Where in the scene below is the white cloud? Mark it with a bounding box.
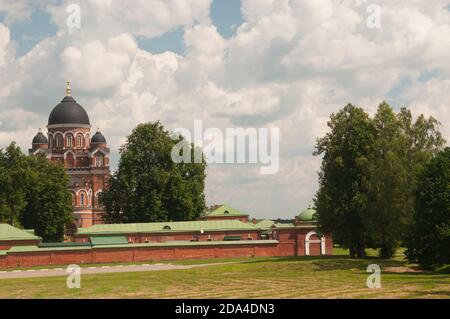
[48,0,211,38]
[0,0,449,218]
[0,0,35,25]
[61,34,137,91]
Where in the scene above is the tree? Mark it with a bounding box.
[102,121,206,223]
[0,142,72,241]
[364,105,446,258]
[364,102,410,258]
[406,148,450,269]
[20,154,73,242]
[315,102,446,259]
[0,143,28,226]
[314,104,376,258]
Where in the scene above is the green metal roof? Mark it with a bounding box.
[8,245,92,253]
[273,223,295,228]
[254,219,275,230]
[39,242,92,248]
[0,224,40,241]
[298,208,317,221]
[89,236,129,246]
[77,220,258,236]
[204,204,249,217]
[4,240,279,254]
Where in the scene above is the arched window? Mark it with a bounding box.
[95,191,103,206]
[85,134,90,148]
[95,154,104,167]
[71,193,76,206]
[77,134,83,148]
[66,135,73,148]
[49,136,53,149]
[80,193,85,207]
[56,135,63,148]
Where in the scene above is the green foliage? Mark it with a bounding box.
[314,104,376,258]
[406,148,450,269]
[0,143,28,226]
[315,102,446,259]
[0,142,72,241]
[20,155,73,242]
[364,102,410,258]
[102,121,206,223]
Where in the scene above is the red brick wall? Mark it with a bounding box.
[51,250,92,265]
[134,247,176,262]
[0,229,333,269]
[276,227,334,256]
[174,247,216,259]
[75,230,260,243]
[1,242,281,269]
[278,243,295,256]
[92,248,134,264]
[0,239,40,250]
[7,252,52,268]
[0,255,7,268]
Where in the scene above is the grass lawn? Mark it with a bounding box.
[0,249,449,299]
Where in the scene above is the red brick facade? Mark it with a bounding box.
[0,225,333,269]
[0,239,40,250]
[29,86,110,229]
[75,230,260,244]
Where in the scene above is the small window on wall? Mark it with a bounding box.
[56,135,63,148]
[80,193,85,207]
[49,136,53,149]
[95,192,103,206]
[66,135,73,148]
[77,135,83,148]
[95,155,103,167]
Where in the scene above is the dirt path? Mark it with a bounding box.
[0,262,235,280]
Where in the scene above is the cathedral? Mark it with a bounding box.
[29,82,110,228]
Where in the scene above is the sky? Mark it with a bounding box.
[0,0,449,219]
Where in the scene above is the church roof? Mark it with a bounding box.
[91,131,106,143]
[48,82,90,126]
[32,131,48,144]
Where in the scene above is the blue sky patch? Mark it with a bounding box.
[6,10,57,57]
[210,0,243,38]
[137,27,185,55]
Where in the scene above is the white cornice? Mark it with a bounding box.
[47,124,92,129]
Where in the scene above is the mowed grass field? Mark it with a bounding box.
[0,249,449,299]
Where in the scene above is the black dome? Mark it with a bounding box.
[48,96,90,126]
[32,131,48,144]
[91,131,106,144]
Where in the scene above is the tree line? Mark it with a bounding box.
[0,143,72,241]
[0,122,207,241]
[314,102,449,269]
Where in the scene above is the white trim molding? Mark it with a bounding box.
[305,231,325,256]
[47,124,92,129]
